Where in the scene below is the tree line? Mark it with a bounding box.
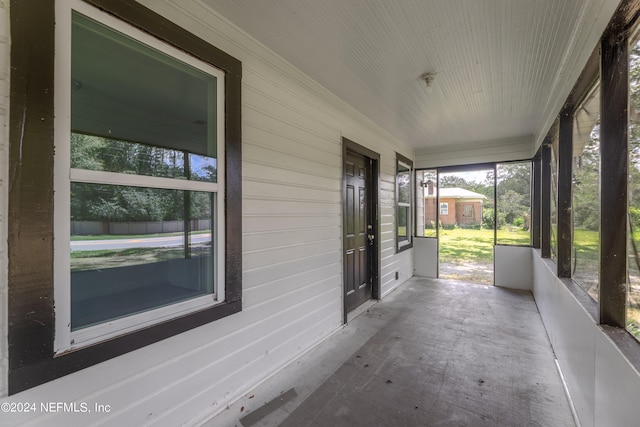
[70,133,213,222]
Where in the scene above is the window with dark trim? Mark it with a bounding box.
[550,136,559,262]
[572,83,601,301]
[533,0,640,351]
[628,27,640,340]
[7,0,242,394]
[416,169,438,237]
[396,153,413,252]
[496,161,532,246]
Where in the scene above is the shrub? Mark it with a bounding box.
[630,207,640,230]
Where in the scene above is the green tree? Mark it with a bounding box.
[494,162,531,228]
[498,189,526,226]
[439,175,467,187]
[572,128,600,231]
[70,132,211,224]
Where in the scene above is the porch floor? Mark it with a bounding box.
[207,277,575,427]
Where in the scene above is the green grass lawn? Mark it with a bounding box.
[71,245,211,272]
[422,225,640,342]
[435,228,528,284]
[572,228,599,295]
[437,228,530,263]
[435,227,601,265]
[71,230,209,241]
[439,228,493,263]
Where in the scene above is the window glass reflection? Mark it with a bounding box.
[70,183,214,330]
[572,85,600,301]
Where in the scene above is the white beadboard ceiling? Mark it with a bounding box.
[201,0,621,152]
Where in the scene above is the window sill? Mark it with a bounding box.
[396,242,413,253]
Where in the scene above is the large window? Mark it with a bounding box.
[396,154,413,252]
[629,34,640,340]
[416,169,437,238]
[572,84,601,301]
[6,0,242,394]
[532,5,640,346]
[528,0,640,371]
[59,10,226,346]
[550,136,559,262]
[496,161,532,246]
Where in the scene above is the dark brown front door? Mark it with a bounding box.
[344,150,373,313]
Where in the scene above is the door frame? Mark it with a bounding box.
[342,137,380,324]
[436,162,497,285]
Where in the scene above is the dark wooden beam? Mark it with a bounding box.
[438,162,496,174]
[541,144,551,258]
[566,46,600,110]
[600,26,628,328]
[607,0,640,33]
[557,107,573,278]
[532,153,541,249]
[8,0,56,391]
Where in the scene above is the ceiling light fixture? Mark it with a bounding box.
[421,72,437,93]
[421,72,436,86]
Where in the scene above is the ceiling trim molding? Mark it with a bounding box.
[415,136,533,169]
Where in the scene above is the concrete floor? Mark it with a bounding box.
[207,278,575,427]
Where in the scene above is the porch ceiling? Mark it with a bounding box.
[202,0,620,151]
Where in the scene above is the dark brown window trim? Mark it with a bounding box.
[565,45,600,111]
[536,0,640,337]
[8,0,242,395]
[396,152,414,253]
[556,106,573,279]
[532,153,541,249]
[600,22,629,328]
[437,162,496,174]
[540,143,552,258]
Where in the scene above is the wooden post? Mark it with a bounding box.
[532,154,542,249]
[600,26,628,327]
[557,107,573,278]
[541,144,551,258]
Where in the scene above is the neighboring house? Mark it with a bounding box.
[425,186,486,227]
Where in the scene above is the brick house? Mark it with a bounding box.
[424,182,486,227]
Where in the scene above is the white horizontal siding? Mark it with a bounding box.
[0,0,414,425]
[243,226,340,252]
[533,254,640,427]
[243,239,340,275]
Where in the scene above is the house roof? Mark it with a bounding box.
[426,187,487,200]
